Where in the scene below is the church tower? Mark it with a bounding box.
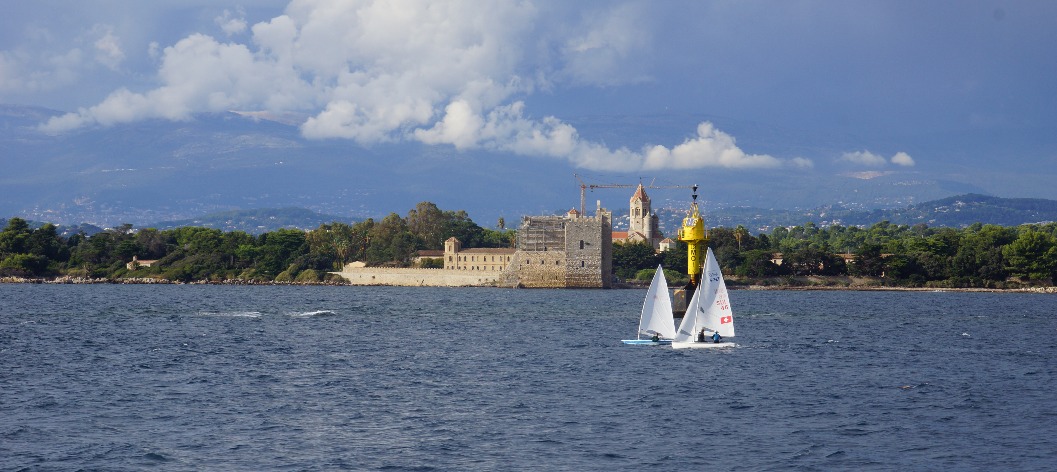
[628,184,660,248]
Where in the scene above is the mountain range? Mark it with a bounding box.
[3,104,1055,230]
[17,193,1055,239]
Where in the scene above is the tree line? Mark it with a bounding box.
[615,221,1057,288]
[4,206,1057,287]
[0,202,514,283]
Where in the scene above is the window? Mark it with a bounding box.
[581,260,585,267]
[579,240,584,250]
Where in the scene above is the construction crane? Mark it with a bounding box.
[573,174,693,215]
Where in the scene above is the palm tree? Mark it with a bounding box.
[734,225,749,251]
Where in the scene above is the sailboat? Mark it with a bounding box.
[672,248,736,349]
[622,265,676,345]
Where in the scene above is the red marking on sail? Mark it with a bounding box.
[720,316,732,324]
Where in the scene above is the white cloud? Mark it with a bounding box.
[840,150,888,166]
[34,0,795,172]
[890,151,915,166]
[0,45,84,95]
[839,150,915,168]
[216,9,248,36]
[642,122,785,170]
[92,25,125,70]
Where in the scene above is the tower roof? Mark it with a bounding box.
[630,183,649,202]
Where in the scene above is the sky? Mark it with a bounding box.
[2,0,1056,180]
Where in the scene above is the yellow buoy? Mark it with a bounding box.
[677,185,707,292]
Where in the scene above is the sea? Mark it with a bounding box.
[2,284,1056,471]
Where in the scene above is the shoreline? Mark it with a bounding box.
[3,275,1055,293]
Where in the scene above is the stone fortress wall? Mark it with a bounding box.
[335,266,506,287]
[334,204,612,288]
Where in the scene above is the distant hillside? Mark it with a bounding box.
[654,194,1057,234]
[840,194,1057,228]
[149,208,359,234]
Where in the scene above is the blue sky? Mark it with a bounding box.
[2,1,1055,190]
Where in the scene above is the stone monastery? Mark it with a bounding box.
[335,185,675,288]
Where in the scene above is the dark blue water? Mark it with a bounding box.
[2,285,1056,471]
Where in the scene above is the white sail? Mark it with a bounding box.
[699,247,735,337]
[673,280,702,342]
[638,265,676,339]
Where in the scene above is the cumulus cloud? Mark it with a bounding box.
[36,0,798,172]
[890,151,915,166]
[642,122,784,170]
[840,150,888,166]
[839,150,916,168]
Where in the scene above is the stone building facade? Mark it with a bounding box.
[507,206,612,288]
[336,204,612,288]
[443,237,516,272]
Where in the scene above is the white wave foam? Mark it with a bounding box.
[197,311,262,318]
[288,310,337,318]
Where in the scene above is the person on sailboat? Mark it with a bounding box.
[651,332,660,342]
[712,331,722,343]
[697,329,706,342]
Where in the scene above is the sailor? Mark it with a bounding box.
[697,329,706,342]
[712,331,722,343]
[651,333,660,342]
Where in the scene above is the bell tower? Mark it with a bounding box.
[629,184,652,240]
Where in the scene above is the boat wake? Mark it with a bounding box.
[287,310,338,318]
[197,311,262,318]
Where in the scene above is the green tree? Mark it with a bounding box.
[784,246,847,276]
[612,242,658,280]
[0,217,32,256]
[367,213,414,264]
[443,210,488,248]
[736,249,780,277]
[406,202,447,249]
[1003,229,1057,280]
[0,254,50,276]
[255,228,308,277]
[850,243,886,277]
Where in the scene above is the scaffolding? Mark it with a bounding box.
[518,216,566,252]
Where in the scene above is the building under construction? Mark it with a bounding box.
[502,204,613,288]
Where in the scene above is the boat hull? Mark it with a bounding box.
[621,339,673,345]
[671,341,736,349]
